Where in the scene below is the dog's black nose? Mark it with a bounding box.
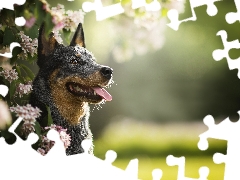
[100,66,113,79]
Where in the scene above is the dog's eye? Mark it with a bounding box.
[70,59,79,64]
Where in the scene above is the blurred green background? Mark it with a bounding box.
[44,0,240,179]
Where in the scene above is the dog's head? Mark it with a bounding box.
[37,23,113,104]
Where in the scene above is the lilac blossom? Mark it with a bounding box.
[18,31,38,59]
[25,17,36,28]
[51,4,84,32]
[45,124,71,149]
[64,9,85,32]
[53,31,63,44]
[0,69,18,83]
[37,148,46,156]
[16,81,32,97]
[10,104,41,137]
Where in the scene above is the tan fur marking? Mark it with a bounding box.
[76,53,81,57]
[75,39,84,47]
[41,34,57,56]
[49,69,108,125]
[50,70,88,125]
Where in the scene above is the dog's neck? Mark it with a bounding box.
[30,74,93,155]
[49,103,93,155]
[51,87,88,125]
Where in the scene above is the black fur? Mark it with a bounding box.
[30,23,113,155]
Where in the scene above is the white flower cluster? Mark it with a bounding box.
[45,124,71,149]
[18,31,38,59]
[37,124,71,156]
[111,0,185,62]
[16,81,33,98]
[0,69,18,83]
[53,30,63,44]
[50,4,85,44]
[64,9,85,32]
[51,4,85,32]
[37,135,55,156]
[10,104,41,137]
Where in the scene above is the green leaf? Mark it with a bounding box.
[26,54,37,64]
[10,47,23,65]
[47,106,53,126]
[14,66,24,82]
[12,46,22,57]
[45,13,54,35]
[9,80,17,100]
[3,27,15,46]
[63,29,71,44]
[13,66,20,76]
[0,9,15,26]
[0,30,4,44]
[19,64,35,80]
[34,121,41,136]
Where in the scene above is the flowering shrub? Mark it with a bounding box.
[110,0,185,62]
[0,0,83,154]
[0,0,185,154]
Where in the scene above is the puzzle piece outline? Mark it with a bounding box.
[166,155,209,180]
[167,0,222,31]
[212,30,240,79]
[225,0,240,24]
[198,112,240,180]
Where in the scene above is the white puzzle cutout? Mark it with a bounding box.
[225,0,240,24]
[1,0,240,179]
[82,0,162,21]
[82,0,124,21]
[212,30,240,79]
[0,115,142,180]
[167,0,221,30]
[198,113,240,180]
[0,1,24,58]
[166,155,209,180]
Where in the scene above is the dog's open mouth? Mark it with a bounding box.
[66,82,112,101]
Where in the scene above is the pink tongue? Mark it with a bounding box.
[92,87,112,101]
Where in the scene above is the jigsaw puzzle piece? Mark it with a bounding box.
[0,84,16,144]
[125,158,139,179]
[199,112,240,179]
[166,155,209,180]
[167,0,221,30]
[15,16,26,26]
[82,0,124,21]
[212,30,240,78]
[0,0,26,10]
[198,113,240,149]
[45,129,64,157]
[0,85,9,98]
[0,42,21,58]
[213,152,240,180]
[0,117,43,180]
[59,141,138,180]
[225,0,240,24]
[152,169,163,180]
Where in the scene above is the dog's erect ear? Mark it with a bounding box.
[37,24,59,67]
[70,23,86,48]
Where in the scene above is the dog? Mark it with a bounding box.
[30,23,113,155]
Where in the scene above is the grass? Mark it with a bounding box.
[93,119,227,179]
[113,157,225,180]
[94,119,227,158]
